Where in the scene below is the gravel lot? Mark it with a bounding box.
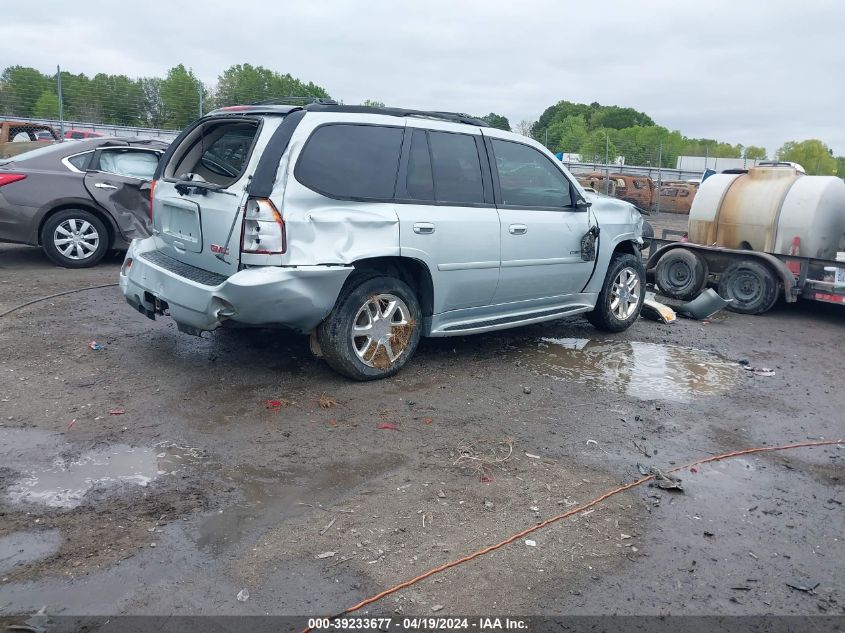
[0,234,843,627]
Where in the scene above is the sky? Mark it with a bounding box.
[1,0,843,157]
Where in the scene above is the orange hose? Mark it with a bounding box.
[303,438,842,630]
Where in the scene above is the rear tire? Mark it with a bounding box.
[718,260,779,314]
[317,275,422,381]
[41,209,109,268]
[655,249,709,300]
[586,253,645,332]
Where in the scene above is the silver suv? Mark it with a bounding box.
[120,103,645,380]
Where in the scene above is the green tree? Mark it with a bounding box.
[836,157,845,178]
[480,112,511,131]
[32,90,59,118]
[579,129,617,164]
[362,99,385,108]
[547,115,588,152]
[214,63,329,107]
[777,139,837,175]
[140,77,164,127]
[160,65,204,128]
[744,146,767,160]
[0,66,52,116]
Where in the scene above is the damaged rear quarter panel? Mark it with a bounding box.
[271,123,401,267]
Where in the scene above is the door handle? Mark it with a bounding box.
[509,224,528,235]
[413,222,435,235]
[94,183,118,190]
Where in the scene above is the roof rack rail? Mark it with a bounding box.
[252,96,338,106]
[303,103,489,127]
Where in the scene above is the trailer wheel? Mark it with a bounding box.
[718,260,779,315]
[655,249,709,300]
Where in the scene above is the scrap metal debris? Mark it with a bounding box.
[87,340,103,351]
[639,465,684,491]
[786,581,820,594]
[642,292,677,324]
[236,588,250,602]
[377,423,398,431]
[677,288,732,320]
[740,364,776,377]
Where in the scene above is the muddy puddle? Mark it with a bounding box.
[197,454,405,553]
[4,441,208,509]
[0,529,62,574]
[525,338,740,402]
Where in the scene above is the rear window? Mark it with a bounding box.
[167,120,260,186]
[296,124,403,200]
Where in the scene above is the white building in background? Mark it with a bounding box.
[675,156,765,172]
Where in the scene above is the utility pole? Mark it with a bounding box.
[604,131,610,194]
[199,82,203,118]
[656,142,663,214]
[544,128,548,147]
[56,65,65,139]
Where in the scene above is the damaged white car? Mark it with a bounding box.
[120,102,646,380]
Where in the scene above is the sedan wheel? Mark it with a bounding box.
[41,209,109,268]
[53,218,100,261]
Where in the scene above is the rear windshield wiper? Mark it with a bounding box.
[174,179,237,197]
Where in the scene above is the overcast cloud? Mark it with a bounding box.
[1,0,842,155]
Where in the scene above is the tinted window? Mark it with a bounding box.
[429,131,484,204]
[406,129,434,200]
[98,150,159,179]
[67,152,92,170]
[491,139,572,208]
[297,124,403,199]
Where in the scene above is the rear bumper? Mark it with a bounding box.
[119,238,353,333]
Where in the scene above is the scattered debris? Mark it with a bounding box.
[316,551,336,559]
[423,418,433,425]
[480,475,494,483]
[87,340,103,351]
[66,419,76,430]
[319,518,336,535]
[431,605,444,612]
[377,423,399,431]
[742,365,776,377]
[586,439,598,447]
[647,467,684,492]
[483,499,494,511]
[264,399,291,410]
[642,293,677,324]
[437,490,446,499]
[620,533,633,540]
[676,288,733,320]
[786,581,820,594]
[236,588,250,602]
[108,409,125,416]
[318,394,338,409]
[522,386,532,395]
[524,539,537,547]
[748,551,759,560]
[704,531,715,537]
[524,452,540,460]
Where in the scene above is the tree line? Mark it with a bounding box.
[0,64,330,129]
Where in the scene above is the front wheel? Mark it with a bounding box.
[586,253,645,332]
[317,275,422,381]
[41,209,109,268]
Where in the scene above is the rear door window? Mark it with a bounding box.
[406,129,434,201]
[428,131,484,205]
[491,138,572,208]
[296,124,403,200]
[96,149,160,179]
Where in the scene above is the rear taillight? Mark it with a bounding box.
[0,173,26,188]
[241,198,286,254]
[148,179,157,220]
[121,258,133,275]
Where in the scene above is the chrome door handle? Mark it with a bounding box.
[413,222,435,235]
[509,224,527,235]
[94,183,118,190]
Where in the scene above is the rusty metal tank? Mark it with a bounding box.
[688,166,845,259]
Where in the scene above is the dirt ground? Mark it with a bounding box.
[0,232,843,627]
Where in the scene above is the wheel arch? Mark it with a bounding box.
[348,256,435,317]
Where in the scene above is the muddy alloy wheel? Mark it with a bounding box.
[41,209,109,268]
[351,293,412,368]
[586,252,646,333]
[318,275,422,381]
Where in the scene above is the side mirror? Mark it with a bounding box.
[574,197,592,211]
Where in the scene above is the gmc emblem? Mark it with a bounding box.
[210,244,229,255]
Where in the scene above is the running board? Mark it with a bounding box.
[429,304,592,336]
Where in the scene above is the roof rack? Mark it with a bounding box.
[252,96,338,106]
[303,103,489,127]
